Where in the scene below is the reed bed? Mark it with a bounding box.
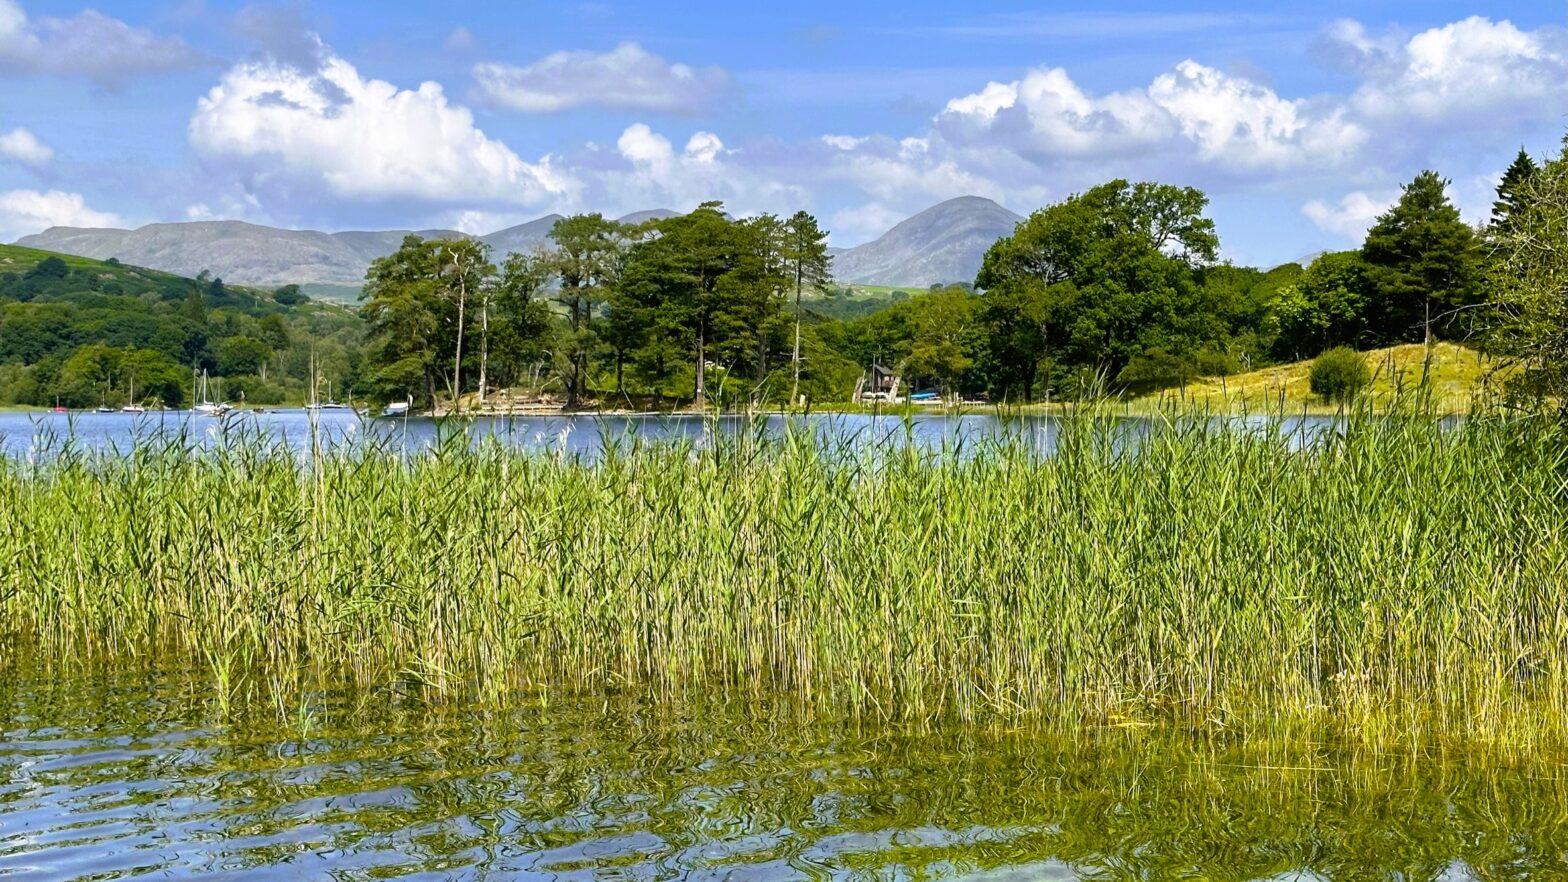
[1,410,1566,745]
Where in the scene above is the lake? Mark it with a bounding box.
[0,662,1561,881]
[0,408,1342,459]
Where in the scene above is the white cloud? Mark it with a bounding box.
[189,51,575,208]
[473,42,730,113]
[587,123,803,215]
[1332,16,1568,124]
[1302,191,1393,239]
[934,60,1362,171]
[0,189,120,241]
[1147,61,1365,168]
[0,126,50,167]
[821,134,868,151]
[0,0,204,83]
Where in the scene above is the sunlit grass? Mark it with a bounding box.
[1,406,1565,747]
[1131,343,1510,414]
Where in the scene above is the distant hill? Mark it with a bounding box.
[17,210,677,290]
[16,199,1022,292]
[479,215,563,257]
[0,242,361,409]
[15,221,456,289]
[831,196,1023,288]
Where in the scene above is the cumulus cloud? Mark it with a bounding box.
[934,59,1363,171]
[0,0,205,83]
[0,189,120,241]
[566,123,805,216]
[0,126,50,167]
[473,42,730,113]
[148,13,1568,254]
[232,3,327,72]
[1302,191,1394,239]
[1332,16,1568,125]
[189,50,575,208]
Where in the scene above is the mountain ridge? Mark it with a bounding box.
[17,197,1021,290]
[829,196,1023,288]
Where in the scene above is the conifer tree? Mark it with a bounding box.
[1361,171,1480,344]
[1491,148,1539,232]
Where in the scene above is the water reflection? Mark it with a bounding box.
[0,665,1562,881]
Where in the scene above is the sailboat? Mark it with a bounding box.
[94,384,115,413]
[193,369,229,417]
[120,375,145,414]
[319,380,350,410]
[306,348,350,412]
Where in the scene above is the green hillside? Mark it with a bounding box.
[1130,343,1510,413]
[0,245,364,409]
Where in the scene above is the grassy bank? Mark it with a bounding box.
[1128,343,1507,414]
[2,409,1566,746]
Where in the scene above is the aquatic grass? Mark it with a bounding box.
[2,406,1567,747]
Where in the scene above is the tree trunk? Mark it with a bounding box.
[566,294,582,409]
[452,275,466,414]
[790,265,803,406]
[477,292,489,408]
[695,322,707,411]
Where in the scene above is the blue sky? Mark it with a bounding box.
[1,1,1564,265]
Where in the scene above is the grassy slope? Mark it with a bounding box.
[1134,343,1509,413]
[0,243,184,280]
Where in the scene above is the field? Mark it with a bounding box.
[3,409,1566,749]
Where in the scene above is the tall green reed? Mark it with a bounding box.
[1,407,1565,746]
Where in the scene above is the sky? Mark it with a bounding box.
[0,0,1564,266]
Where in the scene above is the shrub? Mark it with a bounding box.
[1194,348,1244,377]
[1116,348,1196,394]
[1310,347,1370,403]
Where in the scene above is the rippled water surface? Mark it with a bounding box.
[1,665,1565,881]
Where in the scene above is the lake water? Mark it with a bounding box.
[0,408,1342,459]
[0,663,1562,881]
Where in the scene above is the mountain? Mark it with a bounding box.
[831,196,1023,288]
[15,199,1021,291]
[479,215,563,256]
[18,209,683,289]
[14,221,466,288]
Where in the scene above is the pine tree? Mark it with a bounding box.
[782,211,832,405]
[1491,148,1539,232]
[1361,170,1480,345]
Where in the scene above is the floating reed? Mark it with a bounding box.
[1,409,1565,745]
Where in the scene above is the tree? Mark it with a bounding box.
[548,214,630,408]
[27,256,68,280]
[782,211,833,404]
[273,284,307,306]
[437,239,492,410]
[904,287,981,396]
[216,336,273,377]
[1491,148,1539,233]
[976,282,1048,401]
[362,236,446,406]
[1489,140,1568,403]
[718,214,790,400]
[1361,170,1481,345]
[619,203,756,410]
[489,252,553,391]
[975,179,1222,392]
[1268,252,1373,360]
